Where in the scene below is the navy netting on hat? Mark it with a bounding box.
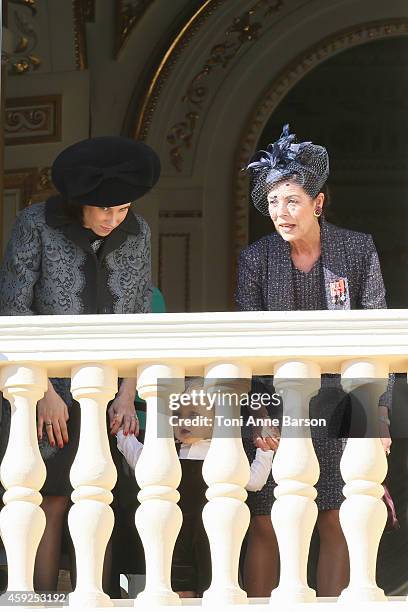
[245,124,329,216]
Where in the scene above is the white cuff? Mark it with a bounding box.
[116,430,144,469]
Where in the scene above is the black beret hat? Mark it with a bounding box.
[51,136,161,206]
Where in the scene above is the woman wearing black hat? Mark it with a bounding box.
[0,136,161,592]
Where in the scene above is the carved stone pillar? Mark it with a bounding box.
[0,364,47,591]
[134,364,184,608]
[68,364,117,608]
[338,359,389,603]
[201,361,251,607]
[270,360,321,604]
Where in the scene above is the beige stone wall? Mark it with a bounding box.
[2,0,407,311]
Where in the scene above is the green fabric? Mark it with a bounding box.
[152,286,166,313]
[134,287,166,410]
[136,408,146,429]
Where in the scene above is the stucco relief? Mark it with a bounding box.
[3,0,41,75]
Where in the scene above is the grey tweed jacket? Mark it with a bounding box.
[236,218,393,408]
[236,218,386,311]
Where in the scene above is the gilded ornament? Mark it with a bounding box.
[115,0,154,58]
[6,0,41,75]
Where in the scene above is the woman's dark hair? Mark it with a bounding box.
[320,182,331,210]
[61,199,137,225]
[61,198,84,224]
[266,174,331,207]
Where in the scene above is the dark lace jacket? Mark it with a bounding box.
[235,218,394,410]
[0,196,152,316]
[0,198,153,454]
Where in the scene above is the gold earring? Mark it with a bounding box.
[313,207,322,217]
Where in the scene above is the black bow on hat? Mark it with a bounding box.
[62,159,155,199]
[52,136,161,207]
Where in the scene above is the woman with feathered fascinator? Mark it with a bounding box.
[237,124,393,598]
[246,123,329,215]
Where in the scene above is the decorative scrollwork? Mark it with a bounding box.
[3,0,41,75]
[167,112,199,173]
[166,0,283,171]
[5,95,62,145]
[115,0,154,58]
[7,108,46,131]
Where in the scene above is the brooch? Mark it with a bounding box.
[329,278,347,305]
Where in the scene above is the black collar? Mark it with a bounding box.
[45,195,141,258]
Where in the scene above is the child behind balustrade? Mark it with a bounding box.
[116,377,274,598]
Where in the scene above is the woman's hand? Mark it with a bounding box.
[108,378,139,436]
[252,424,280,452]
[37,382,69,448]
[108,397,139,436]
[379,425,392,456]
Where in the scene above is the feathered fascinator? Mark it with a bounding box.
[245,124,329,215]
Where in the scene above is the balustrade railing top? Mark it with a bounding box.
[0,309,406,375]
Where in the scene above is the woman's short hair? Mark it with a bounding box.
[265,174,330,206]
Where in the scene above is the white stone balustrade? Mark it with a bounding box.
[339,359,389,603]
[270,360,321,604]
[0,310,406,610]
[134,364,184,608]
[0,365,47,593]
[201,362,251,607]
[68,363,118,608]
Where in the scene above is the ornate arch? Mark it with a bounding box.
[131,0,224,140]
[232,18,408,275]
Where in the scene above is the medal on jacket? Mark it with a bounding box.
[330,278,347,305]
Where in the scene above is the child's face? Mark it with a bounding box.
[173,402,214,445]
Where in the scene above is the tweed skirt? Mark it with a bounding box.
[243,435,347,515]
[243,380,349,515]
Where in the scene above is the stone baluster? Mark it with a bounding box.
[134,364,184,608]
[0,365,48,592]
[338,359,389,603]
[68,364,118,608]
[270,360,321,604]
[201,361,251,607]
